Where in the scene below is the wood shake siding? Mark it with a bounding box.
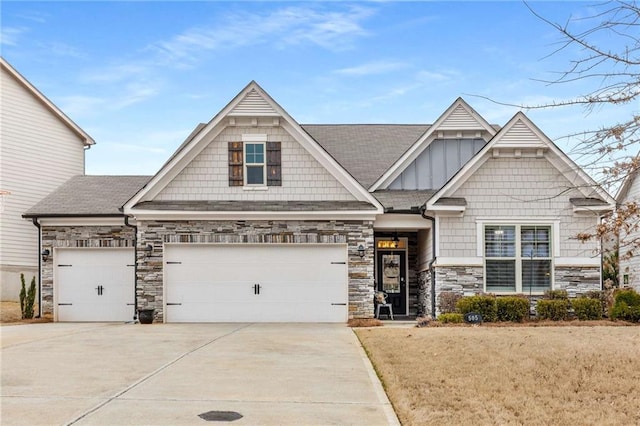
[0,67,85,268]
[438,156,601,259]
[155,126,355,202]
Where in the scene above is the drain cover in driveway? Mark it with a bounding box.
[198,411,243,422]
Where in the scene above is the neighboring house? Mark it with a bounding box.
[0,57,94,302]
[24,82,615,322]
[616,154,640,292]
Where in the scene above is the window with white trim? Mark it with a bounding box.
[484,224,552,293]
[244,142,266,186]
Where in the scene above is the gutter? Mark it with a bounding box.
[420,205,437,318]
[124,216,138,322]
[31,218,42,318]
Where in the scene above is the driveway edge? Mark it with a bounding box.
[351,328,401,426]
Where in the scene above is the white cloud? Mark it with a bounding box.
[0,26,27,46]
[334,60,409,76]
[415,69,460,82]
[152,4,375,61]
[58,95,107,118]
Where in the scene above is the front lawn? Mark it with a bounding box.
[356,326,640,425]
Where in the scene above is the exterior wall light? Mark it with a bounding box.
[41,249,50,262]
[144,244,153,257]
[357,244,366,258]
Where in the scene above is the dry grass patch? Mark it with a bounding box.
[0,301,49,325]
[348,318,383,327]
[356,327,640,425]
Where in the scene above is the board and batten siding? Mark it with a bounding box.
[155,125,356,202]
[437,156,601,259]
[389,138,486,190]
[0,66,86,297]
[619,171,640,292]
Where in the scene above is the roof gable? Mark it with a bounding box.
[1,57,94,146]
[369,98,497,191]
[426,111,616,211]
[123,81,382,214]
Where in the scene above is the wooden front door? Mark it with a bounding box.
[376,250,407,315]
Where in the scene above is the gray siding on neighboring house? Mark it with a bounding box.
[619,169,640,292]
[389,138,485,190]
[0,63,88,300]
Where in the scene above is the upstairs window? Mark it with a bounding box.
[228,138,281,187]
[244,142,265,185]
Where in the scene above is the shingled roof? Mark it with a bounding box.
[24,175,151,217]
[302,124,429,189]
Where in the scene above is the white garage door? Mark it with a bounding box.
[164,244,348,323]
[56,248,135,322]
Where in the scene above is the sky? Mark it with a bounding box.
[2,1,635,177]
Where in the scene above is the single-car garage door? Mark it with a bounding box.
[164,244,348,323]
[55,248,135,322]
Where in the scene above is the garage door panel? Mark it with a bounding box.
[56,248,135,322]
[165,244,348,323]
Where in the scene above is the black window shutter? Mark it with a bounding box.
[266,142,281,186]
[228,142,243,186]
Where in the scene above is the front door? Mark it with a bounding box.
[376,250,407,315]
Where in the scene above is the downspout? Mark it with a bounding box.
[31,218,42,318]
[124,216,138,321]
[420,206,437,318]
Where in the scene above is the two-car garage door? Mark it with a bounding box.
[164,244,348,323]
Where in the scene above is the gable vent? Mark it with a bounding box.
[438,105,485,130]
[495,119,545,148]
[229,88,279,116]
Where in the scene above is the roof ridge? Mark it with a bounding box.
[301,123,431,126]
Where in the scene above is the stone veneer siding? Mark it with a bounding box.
[554,266,601,296]
[137,219,374,321]
[427,265,600,316]
[417,270,431,317]
[40,225,135,316]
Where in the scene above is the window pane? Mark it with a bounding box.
[485,226,515,257]
[522,260,551,292]
[521,226,551,258]
[246,143,264,164]
[486,260,516,292]
[246,165,264,184]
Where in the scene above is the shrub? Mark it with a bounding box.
[456,294,497,322]
[19,273,26,318]
[544,289,569,300]
[416,315,433,327]
[584,290,611,318]
[536,299,571,321]
[610,289,640,322]
[19,274,36,319]
[496,296,530,322]
[438,291,463,314]
[571,297,602,320]
[25,276,36,319]
[437,313,464,323]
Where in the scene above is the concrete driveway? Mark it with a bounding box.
[1,323,398,425]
